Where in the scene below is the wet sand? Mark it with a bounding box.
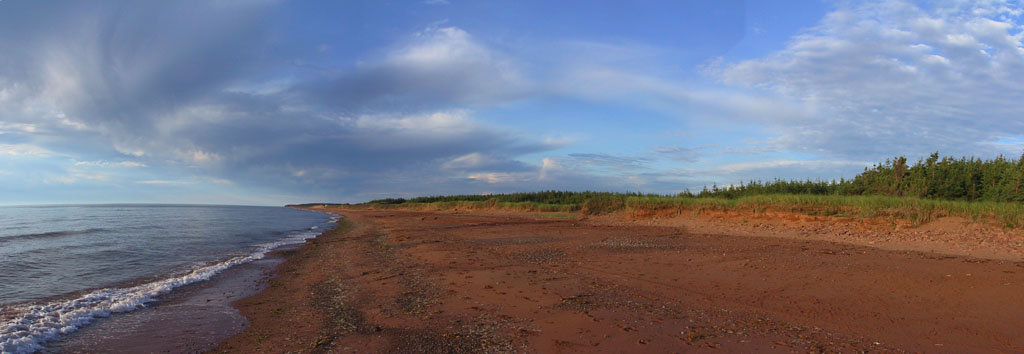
[48,248,293,354]
[216,208,1024,353]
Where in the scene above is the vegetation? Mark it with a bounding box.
[845,153,1024,201]
[694,152,1024,202]
[402,191,652,205]
[353,153,1024,227]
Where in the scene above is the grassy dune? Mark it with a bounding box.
[624,194,1024,227]
[300,154,1024,228]
[331,193,1024,228]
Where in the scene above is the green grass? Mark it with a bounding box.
[353,192,1024,228]
[317,153,1024,228]
[623,194,1024,227]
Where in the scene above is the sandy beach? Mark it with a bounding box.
[12,2,1024,353]
[214,207,1024,353]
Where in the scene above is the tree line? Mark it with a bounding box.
[696,153,1024,202]
[367,153,1024,205]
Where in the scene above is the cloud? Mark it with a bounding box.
[74,161,147,168]
[652,145,716,162]
[354,110,479,138]
[0,0,564,202]
[538,158,562,181]
[0,1,275,163]
[14,1,1022,202]
[440,152,533,173]
[713,0,1024,160]
[136,180,187,185]
[708,159,872,176]
[0,1,776,201]
[0,144,54,157]
[208,178,233,185]
[563,153,652,171]
[135,177,232,186]
[467,172,520,184]
[291,26,530,112]
[45,168,111,184]
[442,153,488,170]
[0,122,38,134]
[534,46,820,133]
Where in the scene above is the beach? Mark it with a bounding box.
[0,205,336,354]
[9,2,1024,353]
[50,253,283,353]
[215,207,1024,353]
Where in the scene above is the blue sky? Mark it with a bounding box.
[2,0,1024,205]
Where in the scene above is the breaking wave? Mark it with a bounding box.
[0,216,337,354]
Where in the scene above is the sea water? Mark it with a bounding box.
[0,204,335,354]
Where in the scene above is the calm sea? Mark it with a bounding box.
[0,204,336,354]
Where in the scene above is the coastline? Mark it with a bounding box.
[50,251,287,353]
[0,206,336,354]
[40,226,332,353]
[215,207,1024,353]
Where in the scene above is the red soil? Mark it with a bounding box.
[215,208,1024,353]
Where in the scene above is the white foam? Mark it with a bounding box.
[0,225,330,354]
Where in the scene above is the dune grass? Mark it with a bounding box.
[352,193,1024,228]
[623,194,1024,227]
[361,199,581,213]
[338,154,1024,228]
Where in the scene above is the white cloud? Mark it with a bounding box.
[354,109,477,136]
[0,122,37,133]
[178,149,221,165]
[136,180,187,185]
[712,0,1024,159]
[136,177,232,186]
[394,27,480,66]
[350,26,530,105]
[47,176,79,184]
[46,168,111,184]
[208,177,233,185]
[74,160,147,168]
[467,172,520,184]
[538,157,562,180]
[114,145,146,157]
[553,62,817,127]
[462,157,567,184]
[442,152,487,170]
[0,144,54,157]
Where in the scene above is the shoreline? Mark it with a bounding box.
[50,251,287,353]
[0,208,336,354]
[215,207,1024,353]
[37,235,327,353]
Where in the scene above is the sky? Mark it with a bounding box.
[2,0,1024,205]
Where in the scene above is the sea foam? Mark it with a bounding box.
[0,216,336,354]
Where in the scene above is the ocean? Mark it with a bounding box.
[0,204,336,354]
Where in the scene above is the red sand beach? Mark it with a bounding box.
[215,207,1024,353]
